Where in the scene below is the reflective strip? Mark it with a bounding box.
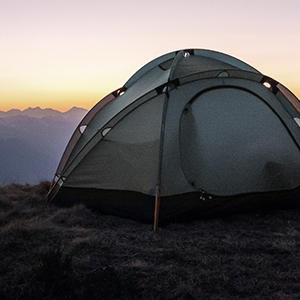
[57,176,66,187]
[294,118,300,127]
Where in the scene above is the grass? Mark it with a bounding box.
[1,182,300,299]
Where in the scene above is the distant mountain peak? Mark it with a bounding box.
[24,106,42,110]
[0,109,22,117]
[22,107,57,117]
[62,106,88,117]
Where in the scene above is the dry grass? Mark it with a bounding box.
[1,182,300,299]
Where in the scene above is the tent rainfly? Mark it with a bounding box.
[46,49,300,229]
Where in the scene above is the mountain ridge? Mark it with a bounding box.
[0,106,88,185]
[0,106,88,119]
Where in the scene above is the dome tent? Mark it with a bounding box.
[46,49,300,228]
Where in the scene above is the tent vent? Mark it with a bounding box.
[101,127,112,137]
[218,71,229,77]
[79,125,87,134]
[294,118,300,127]
[159,59,173,70]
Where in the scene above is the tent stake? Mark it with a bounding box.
[154,185,161,231]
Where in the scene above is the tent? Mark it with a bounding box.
[46,49,300,228]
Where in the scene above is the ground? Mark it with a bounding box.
[1,182,300,299]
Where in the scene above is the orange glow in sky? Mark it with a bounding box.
[1,0,300,112]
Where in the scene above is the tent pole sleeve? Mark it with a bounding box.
[154,185,161,231]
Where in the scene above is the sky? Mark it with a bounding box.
[1,0,300,112]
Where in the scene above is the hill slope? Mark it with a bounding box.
[0,107,87,185]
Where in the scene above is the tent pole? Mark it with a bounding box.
[154,185,161,231]
[154,85,168,231]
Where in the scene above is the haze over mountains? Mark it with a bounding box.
[0,107,88,185]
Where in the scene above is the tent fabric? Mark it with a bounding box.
[46,49,300,225]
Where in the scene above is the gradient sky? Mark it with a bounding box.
[1,0,300,112]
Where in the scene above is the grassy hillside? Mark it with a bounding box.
[1,182,300,299]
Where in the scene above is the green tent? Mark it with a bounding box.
[46,49,300,228]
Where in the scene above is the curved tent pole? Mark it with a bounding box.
[261,75,300,114]
[124,48,259,90]
[153,51,187,230]
[45,88,123,202]
[277,83,300,115]
[152,49,258,229]
[154,185,161,231]
[55,89,122,176]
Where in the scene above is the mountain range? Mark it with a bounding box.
[0,106,86,119]
[0,107,88,186]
